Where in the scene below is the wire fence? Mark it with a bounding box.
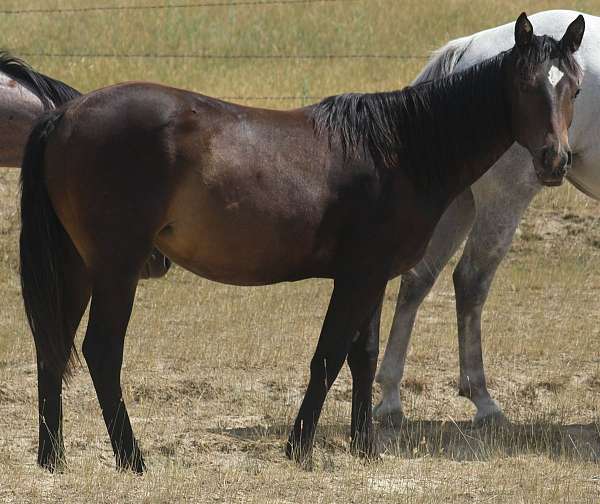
[4,0,428,103]
[0,0,352,15]
[17,51,428,60]
[9,0,428,62]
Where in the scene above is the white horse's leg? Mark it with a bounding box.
[454,150,542,425]
[374,189,476,424]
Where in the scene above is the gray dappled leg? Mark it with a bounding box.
[454,148,542,425]
[374,190,475,424]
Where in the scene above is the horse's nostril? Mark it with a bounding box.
[566,150,573,166]
[542,147,550,165]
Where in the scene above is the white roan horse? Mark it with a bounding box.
[374,9,600,426]
[0,53,80,167]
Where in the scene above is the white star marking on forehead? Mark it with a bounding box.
[548,65,565,88]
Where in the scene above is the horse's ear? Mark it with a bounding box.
[561,15,585,53]
[515,12,533,51]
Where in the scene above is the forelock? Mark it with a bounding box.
[516,34,582,83]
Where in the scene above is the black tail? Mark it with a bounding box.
[20,109,74,379]
[0,51,81,109]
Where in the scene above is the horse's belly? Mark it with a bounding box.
[156,222,332,285]
[154,178,336,285]
[567,161,600,200]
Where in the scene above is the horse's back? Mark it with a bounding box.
[452,11,598,69]
[43,82,347,283]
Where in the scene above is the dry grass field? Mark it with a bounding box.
[2,0,600,502]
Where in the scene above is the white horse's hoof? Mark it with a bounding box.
[473,410,508,429]
[373,403,406,428]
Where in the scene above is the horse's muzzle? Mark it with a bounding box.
[533,146,572,187]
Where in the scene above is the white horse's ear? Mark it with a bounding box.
[561,15,585,53]
[515,12,533,51]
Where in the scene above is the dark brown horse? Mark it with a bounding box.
[20,13,584,472]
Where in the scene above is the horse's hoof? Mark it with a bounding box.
[116,451,146,474]
[38,451,66,473]
[473,410,508,430]
[374,406,406,429]
[350,436,381,461]
[37,443,67,473]
[285,438,314,470]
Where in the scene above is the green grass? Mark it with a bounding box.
[1,0,598,99]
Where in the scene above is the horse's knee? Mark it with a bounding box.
[452,261,488,311]
[82,327,113,375]
[348,348,377,378]
[397,270,435,308]
[82,336,101,372]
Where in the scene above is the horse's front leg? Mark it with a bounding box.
[375,189,475,426]
[286,273,388,465]
[454,173,539,426]
[347,295,383,457]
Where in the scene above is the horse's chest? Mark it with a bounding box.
[340,203,439,278]
[387,237,431,277]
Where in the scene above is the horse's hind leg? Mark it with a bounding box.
[82,268,145,473]
[37,238,91,470]
[374,189,475,425]
[347,296,383,457]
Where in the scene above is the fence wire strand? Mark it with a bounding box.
[17,51,428,60]
[0,0,351,15]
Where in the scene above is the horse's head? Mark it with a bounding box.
[506,13,584,186]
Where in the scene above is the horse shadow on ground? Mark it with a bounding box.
[212,418,600,462]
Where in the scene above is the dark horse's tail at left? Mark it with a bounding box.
[19,109,89,470]
[20,109,73,380]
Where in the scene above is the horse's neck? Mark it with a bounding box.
[426,55,514,206]
[445,131,514,204]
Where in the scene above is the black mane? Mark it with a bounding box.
[0,52,81,109]
[312,35,582,193]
